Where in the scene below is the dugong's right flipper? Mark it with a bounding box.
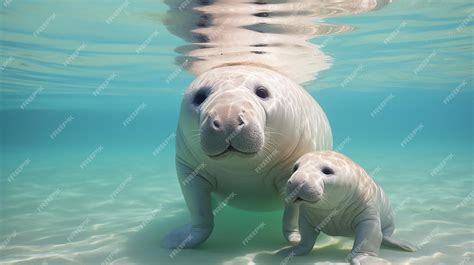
[161,163,214,249]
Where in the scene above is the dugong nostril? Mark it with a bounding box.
[212,119,221,129]
[238,110,246,126]
[238,116,245,126]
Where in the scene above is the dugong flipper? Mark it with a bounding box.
[161,163,214,248]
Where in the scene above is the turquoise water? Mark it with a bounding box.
[1,1,473,264]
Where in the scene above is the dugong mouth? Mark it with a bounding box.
[291,196,314,203]
[207,145,258,159]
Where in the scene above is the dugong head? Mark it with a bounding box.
[286,151,355,208]
[177,65,327,167]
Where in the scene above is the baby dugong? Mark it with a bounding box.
[280,151,416,265]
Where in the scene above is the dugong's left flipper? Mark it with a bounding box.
[382,236,417,252]
[161,163,214,249]
[349,216,389,265]
[282,203,301,245]
[279,212,318,256]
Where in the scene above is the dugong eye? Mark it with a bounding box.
[192,90,208,106]
[255,86,270,99]
[321,167,334,175]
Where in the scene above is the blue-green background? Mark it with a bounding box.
[1,1,472,264]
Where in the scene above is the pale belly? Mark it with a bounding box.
[208,170,288,211]
[303,207,357,237]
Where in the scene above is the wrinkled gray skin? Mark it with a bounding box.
[279,151,416,265]
[161,65,332,249]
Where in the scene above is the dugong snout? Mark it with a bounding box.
[200,98,264,158]
[287,171,324,203]
[207,105,246,132]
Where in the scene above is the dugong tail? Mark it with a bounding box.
[382,236,417,252]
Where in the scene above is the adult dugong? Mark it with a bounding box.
[161,64,332,248]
